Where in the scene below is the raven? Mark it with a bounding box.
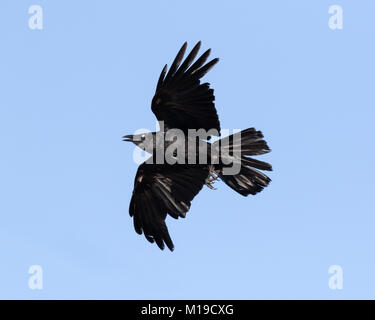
[123,42,272,251]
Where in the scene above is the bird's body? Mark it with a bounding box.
[123,42,272,251]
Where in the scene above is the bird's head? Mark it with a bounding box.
[122,132,155,152]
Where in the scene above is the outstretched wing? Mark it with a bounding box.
[151,42,221,135]
[129,163,209,251]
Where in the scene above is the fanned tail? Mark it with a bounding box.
[215,128,272,196]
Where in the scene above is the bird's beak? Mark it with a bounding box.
[122,135,133,142]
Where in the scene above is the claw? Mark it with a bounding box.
[205,165,219,190]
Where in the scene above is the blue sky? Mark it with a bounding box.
[0,0,374,299]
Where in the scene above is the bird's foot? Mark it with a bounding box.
[205,166,219,190]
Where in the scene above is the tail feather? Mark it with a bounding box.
[220,166,271,196]
[216,127,272,197]
[241,156,272,171]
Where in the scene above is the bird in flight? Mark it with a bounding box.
[123,42,272,251]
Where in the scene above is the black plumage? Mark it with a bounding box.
[129,164,208,251]
[123,42,272,251]
[151,41,221,135]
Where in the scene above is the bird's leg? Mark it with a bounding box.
[205,165,219,190]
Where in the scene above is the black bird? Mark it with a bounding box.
[123,42,272,251]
